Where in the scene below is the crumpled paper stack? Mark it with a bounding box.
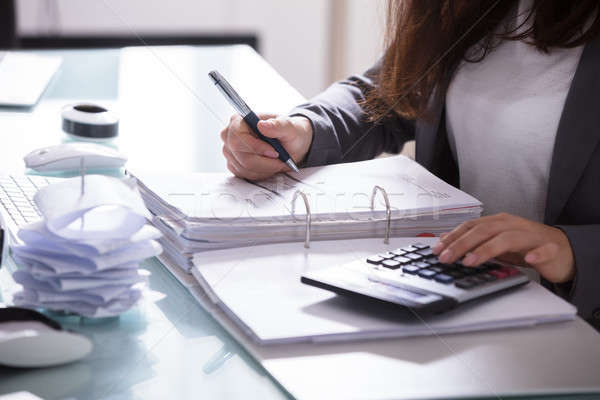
[11,175,163,317]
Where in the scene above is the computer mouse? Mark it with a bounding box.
[24,142,127,172]
[0,307,93,368]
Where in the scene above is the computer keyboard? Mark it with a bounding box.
[301,241,530,313]
[0,175,52,229]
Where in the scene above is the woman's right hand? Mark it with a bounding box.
[220,113,314,181]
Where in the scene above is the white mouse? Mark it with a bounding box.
[0,307,93,368]
[24,142,127,172]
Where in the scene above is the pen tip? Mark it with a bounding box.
[286,159,300,173]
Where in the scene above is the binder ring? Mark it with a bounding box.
[371,185,391,244]
[291,190,311,248]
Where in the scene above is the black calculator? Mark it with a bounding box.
[301,242,529,313]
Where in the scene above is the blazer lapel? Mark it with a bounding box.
[545,35,600,224]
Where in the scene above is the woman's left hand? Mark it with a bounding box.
[433,213,575,283]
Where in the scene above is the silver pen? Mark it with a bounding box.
[209,70,300,173]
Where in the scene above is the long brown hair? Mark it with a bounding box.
[365,0,600,121]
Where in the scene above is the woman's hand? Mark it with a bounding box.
[220,113,314,181]
[433,213,575,283]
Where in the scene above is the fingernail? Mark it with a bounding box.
[432,243,444,254]
[463,252,478,266]
[525,253,537,263]
[261,119,275,128]
[264,150,279,158]
[439,249,453,263]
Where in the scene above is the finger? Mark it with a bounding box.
[223,147,244,176]
[466,230,544,266]
[438,223,512,264]
[525,242,560,265]
[228,130,280,159]
[257,116,295,140]
[434,213,523,255]
[224,147,285,179]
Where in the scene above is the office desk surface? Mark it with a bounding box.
[0,47,599,400]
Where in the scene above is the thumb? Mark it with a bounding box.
[257,117,295,140]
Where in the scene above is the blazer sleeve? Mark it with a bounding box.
[289,63,415,167]
[556,224,600,324]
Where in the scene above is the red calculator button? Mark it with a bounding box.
[489,269,508,279]
[501,266,520,276]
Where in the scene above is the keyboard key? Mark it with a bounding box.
[429,266,445,273]
[447,270,465,279]
[402,265,420,274]
[501,266,520,276]
[413,243,430,250]
[460,267,478,276]
[417,269,437,279]
[391,249,407,256]
[366,256,384,265]
[378,252,396,260]
[393,256,411,264]
[434,274,454,284]
[405,253,423,261]
[416,248,434,257]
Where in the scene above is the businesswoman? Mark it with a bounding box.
[221,0,600,326]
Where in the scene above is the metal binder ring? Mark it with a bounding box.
[291,190,311,248]
[371,185,391,244]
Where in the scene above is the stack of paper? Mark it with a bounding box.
[10,175,163,318]
[131,156,482,271]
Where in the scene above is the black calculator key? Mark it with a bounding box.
[412,261,430,269]
[430,266,445,273]
[460,267,478,275]
[391,249,407,256]
[402,265,420,274]
[381,259,401,269]
[401,245,419,253]
[478,273,497,282]
[367,256,384,265]
[418,269,437,279]
[378,252,396,260]
[416,248,434,257]
[447,270,465,279]
[405,253,423,261]
[455,278,479,289]
[434,274,454,284]
[393,256,412,264]
[413,243,430,250]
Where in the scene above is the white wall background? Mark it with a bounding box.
[16,0,386,98]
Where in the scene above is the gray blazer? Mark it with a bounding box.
[291,35,600,326]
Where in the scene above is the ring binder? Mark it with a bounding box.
[371,185,391,244]
[291,190,311,248]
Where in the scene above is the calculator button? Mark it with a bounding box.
[381,259,401,270]
[402,265,420,274]
[378,252,396,260]
[447,270,465,279]
[405,253,423,261]
[401,245,418,253]
[434,274,454,284]
[412,261,430,269]
[367,256,384,265]
[417,269,437,279]
[416,248,434,257]
[429,266,445,273]
[478,273,497,282]
[391,249,407,256]
[501,266,520,276]
[488,269,508,279]
[460,267,478,275]
[413,243,430,250]
[423,256,440,265]
[393,256,411,264]
[455,278,479,289]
